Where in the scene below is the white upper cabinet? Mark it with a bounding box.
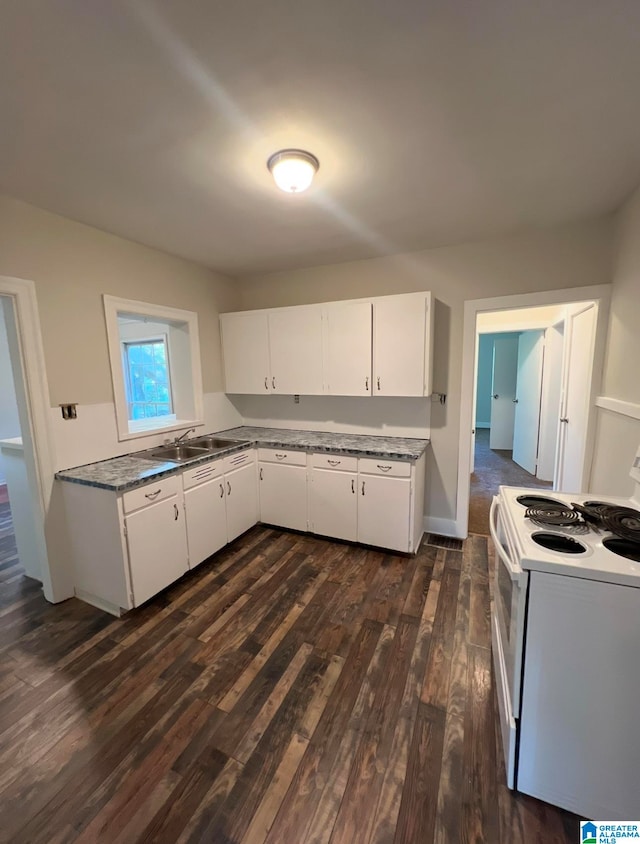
[219,291,433,398]
[323,302,372,396]
[268,307,324,395]
[373,292,433,397]
[220,311,271,394]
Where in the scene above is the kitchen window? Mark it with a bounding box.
[103,295,204,441]
[122,337,174,421]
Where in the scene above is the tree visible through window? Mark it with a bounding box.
[123,339,173,420]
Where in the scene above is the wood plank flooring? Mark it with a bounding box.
[0,501,579,843]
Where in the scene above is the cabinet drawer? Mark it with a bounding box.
[183,459,223,490]
[222,449,255,473]
[258,448,307,467]
[122,475,179,514]
[358,457,411,478]
[311,453,358,472]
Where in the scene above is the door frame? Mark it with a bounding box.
[457,284,611,538]
[0,275,62,602]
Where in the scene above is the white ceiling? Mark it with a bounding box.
[2,0,640,276]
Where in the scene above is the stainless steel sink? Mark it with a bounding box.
[190,436,246,451]
[144,444,211,462]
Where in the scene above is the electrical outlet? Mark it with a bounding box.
[60,403,77,420]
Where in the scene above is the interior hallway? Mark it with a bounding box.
[469,429,552,535]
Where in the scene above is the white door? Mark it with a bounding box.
[536,322,565,482]
[357,475,411,552]
[556,305,597,492]
[268,307,324,395]
[225,463,258,542]
[259,462,308,531]
[220,311,271,394]
[184,478,228,569]
[323,302,372,396]
[373,294,428,396]
[125,496,188,606]
[512,330,545,474]
[489,335,519,450]
[310,468,357,541]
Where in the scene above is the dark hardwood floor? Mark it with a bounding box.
[0,501,578,843]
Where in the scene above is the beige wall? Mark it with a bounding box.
[0,195,240,406]
[590,186,640,496]
[239,219,614,525]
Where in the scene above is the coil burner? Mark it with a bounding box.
[525,502,589,534]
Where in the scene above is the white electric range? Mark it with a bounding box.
[489,446,640,820]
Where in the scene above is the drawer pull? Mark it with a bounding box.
[272,377,276,390]
[264,376,269,391]
[351,478,355,494]
[377,464,392,472]
[327,459,341,466]
[144,488,162,500]
[275,453,287,460]
[361,481,365,495]
[174,503,179,521]
[377,376,381,391]
[227,481,231,496]
[260,467,263,480]
[219,483,224,498]
[365,376,369,391]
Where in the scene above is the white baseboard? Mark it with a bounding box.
[423,516,466,539]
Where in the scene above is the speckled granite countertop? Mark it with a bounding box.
[55,426,429,492]
[217,426,429,460]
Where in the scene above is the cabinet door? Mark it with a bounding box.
[259,462,308,531]
[220,311,271,394]
[310,468,357,541]
[358,475,411,552]
[184,477,228,569]
[268,307,323,395]
[225,463,258,542]
[373,294,429,396]
[323,302,372,396]
[125,496,188,606]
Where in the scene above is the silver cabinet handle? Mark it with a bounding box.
[145,488,162,500]
[351,478,355,494]
[227,481,231,495]
[272,377,276,389]
[275,453,287,460]
[361,481,365,495]
[219,483,224,498]
[327,459,341,466]
[174,503,179,521]
[377,376,381,391]
[260,467,263,480]
[377,464,392,472]
[365,376,369,391]
[264,377,268,391]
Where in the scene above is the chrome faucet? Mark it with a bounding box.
[173,428,196,444]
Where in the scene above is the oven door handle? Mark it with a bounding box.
[489,496,524,577]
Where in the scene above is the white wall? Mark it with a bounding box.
[238,219,614,532]
[0,298,21,484]
[591,185,640,496]
[0,196,244,470]
[475,334,494,429]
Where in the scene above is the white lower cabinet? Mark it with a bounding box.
[184,476,227,569]
[310,468,358,541]
[357,474,412,553]
[125,495,189,606]
[259,461,308,531]
[225,462,259,542]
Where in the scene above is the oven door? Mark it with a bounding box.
[489,495,529,788]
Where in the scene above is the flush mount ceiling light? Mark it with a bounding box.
[267,149,319,193]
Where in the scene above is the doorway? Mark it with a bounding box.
[460,290,609,537]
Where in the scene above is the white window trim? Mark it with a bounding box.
[103,295,204,441]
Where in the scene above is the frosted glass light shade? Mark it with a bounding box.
[267,149,319,193]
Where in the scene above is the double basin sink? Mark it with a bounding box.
[141,436,248,464]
